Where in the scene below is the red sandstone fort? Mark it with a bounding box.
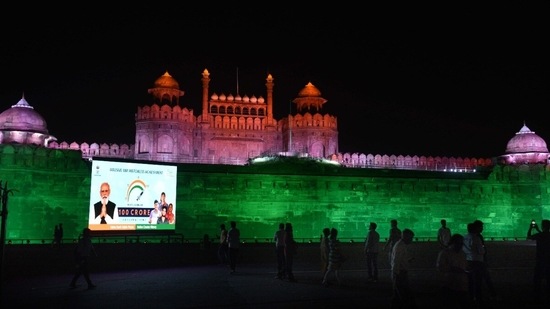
[1,70,548,170]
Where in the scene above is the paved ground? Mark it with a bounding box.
[1,241,548,308]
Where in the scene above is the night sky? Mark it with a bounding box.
[2,5,549,159]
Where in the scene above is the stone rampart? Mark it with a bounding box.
[1,145,548,243]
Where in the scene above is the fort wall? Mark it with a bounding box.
[1,144,548,243]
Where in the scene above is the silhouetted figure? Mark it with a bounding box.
[284,222,297,282]
[463,221,484,305]
[364,222,380,283]
[390,228,416,309]
[320,227,331,275]
[70,228,97,290]
[384,219,402,264]
[437,219,451,248]
[274,223,286,279]
[528,219,550,303]
[52,225,60,248]
[227,221,240,274]
[58,223,63,245]
[322,228,344,287]
[475,219,498,301]
[203,234,211,250]
[436,233,470,308]
[218,223,228,265]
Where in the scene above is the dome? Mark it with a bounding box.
[153,71,180,89]
[505,124,549,153]
[292,82,327,112]
[297,82,322,97]
[0,96,49,134]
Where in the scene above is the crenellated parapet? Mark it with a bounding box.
[48,141,134,160]
[0,143,86,170]
[331,152,494,171]
[136,104,196,122]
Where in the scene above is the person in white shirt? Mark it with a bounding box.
[148,200,161,224]
[390,228,416,308]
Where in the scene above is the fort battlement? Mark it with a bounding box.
[1,144,548,244]
[46,139,492,172]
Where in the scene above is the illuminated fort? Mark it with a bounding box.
[1,70,549,242]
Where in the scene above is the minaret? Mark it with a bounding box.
[201,69,210,121]
[265,74,274,126]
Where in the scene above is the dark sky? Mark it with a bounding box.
[2,5,549,159]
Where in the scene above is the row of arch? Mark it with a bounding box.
[210,105,265,116]
[332,153,493,170]
[44,140,494,171]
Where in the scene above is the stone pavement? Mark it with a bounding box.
[0,241,548,308]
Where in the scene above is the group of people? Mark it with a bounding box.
[92,182,175,225]
[361,219,416,308]
[317,219,417,307]
[273,222,297,282]
[148,192,175,224]
[356,217,549,308]
[217,221,241,274]
[52,223,63,249]
[321,227,346,286]
[68,217,550,304]
[435,218,550,307]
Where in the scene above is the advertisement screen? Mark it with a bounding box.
[88,159,177,232]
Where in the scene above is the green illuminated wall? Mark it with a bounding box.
[1,144,549,242]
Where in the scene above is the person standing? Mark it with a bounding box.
[227,221,240,274]
[527,219,550,303]
[274,223,286,279]
[70,228,97,290]
[436,233,470,308]
[364,222,380,283]
[58,223,63,245]
[475,219,498,301]
[320,227,331,275]
[390,228,416,308]
[52,224,60,248]
[218,223,229,265]
[437,219,451,248]
[384,219,402,263]
[322,228,344,287]
[463,221,485,305]
[284,222,297,282]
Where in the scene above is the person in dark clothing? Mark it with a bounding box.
[227,221,240,273]
[320,227,331,275]
[274,223,286,279]
[70,228,97,290]
[364,222,380,283]
[528,219,550,303]
[218,223,229,265]
[284,223,297,282]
